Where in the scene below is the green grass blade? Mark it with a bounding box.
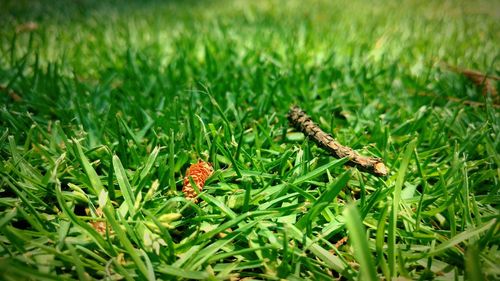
[140,249,156,281]
[428,219,496,256]
[344,204,378,281]
[388,138,417,277]
[465,244,484,281]
[157,264,209,280]
[102,205,151,280]
[199,192,237,219]
[295,170,351,230]
[186,234,239,270]
[136,145,160,193]
[67,242,91,281]
[73,139,103,196]
[292,157,349,185]
[168,130,176,193]
[54,183,114,255]
[286,224,348,274]
[112,155,136,217]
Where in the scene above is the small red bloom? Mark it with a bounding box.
[182,160,214,202]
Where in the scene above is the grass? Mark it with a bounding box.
[0,0,499,280]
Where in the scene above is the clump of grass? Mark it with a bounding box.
[1,0,499,280]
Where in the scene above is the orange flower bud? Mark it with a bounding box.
[182,160,213,202]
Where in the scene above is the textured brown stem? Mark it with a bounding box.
[287,105,388,177]
[441,63,498,100]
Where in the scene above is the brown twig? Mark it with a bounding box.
[287,106,388,177]
[441,63,499,99]
[415,91,500,109]
[443,63,499,80]
[334,236,349,248]
[15,21,38,34]
[0,85,22,102]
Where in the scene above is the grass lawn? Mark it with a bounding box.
[1,0,499,280]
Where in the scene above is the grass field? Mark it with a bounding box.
[1,0,499,280]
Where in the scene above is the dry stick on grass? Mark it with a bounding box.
[415,92,500,109]
[461,70,498,97]
[0,85,22,102]
[288,105,388,177]
[442,63,499,99]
